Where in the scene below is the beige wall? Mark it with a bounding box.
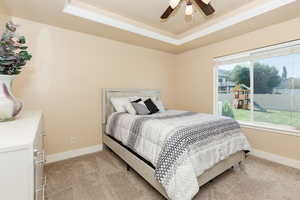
[12,17,176,155]
[0,2,10,27]
[174,17,300,161]
[7,15,300,161]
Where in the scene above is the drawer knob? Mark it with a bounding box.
[35,151,46,164]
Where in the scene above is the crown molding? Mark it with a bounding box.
[63,0,296,46]
[179,0,296,44]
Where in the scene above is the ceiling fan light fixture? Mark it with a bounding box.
[161,0,215,19]
[202,0,212,4]
[185,1,193,16]
[169,0,180,9]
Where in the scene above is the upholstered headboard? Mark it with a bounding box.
[102,88,161,125]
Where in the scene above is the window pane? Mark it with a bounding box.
[253,54,298,129]
[290,54,300,130]
[217,62,251,122]
[216,41,300,133]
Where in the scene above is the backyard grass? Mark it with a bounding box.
[233,108,300,129]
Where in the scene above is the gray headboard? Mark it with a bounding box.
[102,88,161,125]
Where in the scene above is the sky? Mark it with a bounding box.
[219,53,300,79]
[261,54,300,78]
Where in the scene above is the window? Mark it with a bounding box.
[215,41,300,133]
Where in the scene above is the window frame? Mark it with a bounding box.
[213,40,300,136]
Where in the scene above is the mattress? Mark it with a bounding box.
[105,110,251,200]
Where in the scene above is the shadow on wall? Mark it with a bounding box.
[13,25,50,101]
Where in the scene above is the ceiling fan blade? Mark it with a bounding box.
[160,6,174,19]
[194,0,215,16]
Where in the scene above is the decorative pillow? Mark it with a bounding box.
[132,98,142,103]
[125,98,142,115]
[134,96,158,102]
[131,102,150,115]
[144,98,159,114]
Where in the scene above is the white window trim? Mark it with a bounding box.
[213,40,300,137]
[214,67,300,137]
[214,39,300,64]
[239,121,300,137]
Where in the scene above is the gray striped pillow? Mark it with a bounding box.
[131,103,150,115]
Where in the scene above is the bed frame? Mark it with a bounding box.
[101,88,245,199]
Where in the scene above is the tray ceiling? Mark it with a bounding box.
[82,0,254,35]
[2,0,300,53]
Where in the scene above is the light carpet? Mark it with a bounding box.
[45,150,300,200]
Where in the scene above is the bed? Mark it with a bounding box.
[101,88,251,200]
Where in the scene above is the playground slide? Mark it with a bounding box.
[254,102,267,112]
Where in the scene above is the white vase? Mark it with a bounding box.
[0,75,23,122]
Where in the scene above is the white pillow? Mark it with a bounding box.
[110,97,129,112]
[125,103,137,115]
[110,97,141,113]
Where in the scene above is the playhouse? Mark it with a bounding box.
[232,84,251,110]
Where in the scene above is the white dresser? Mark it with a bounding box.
[0,111,45,200]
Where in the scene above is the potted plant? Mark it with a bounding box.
[0,21,32,121]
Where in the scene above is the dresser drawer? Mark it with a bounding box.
[34,150,45,193]
[33,117,46,200]
[34,118,45,152]
[35,176,46,200]
[0,111,43,200]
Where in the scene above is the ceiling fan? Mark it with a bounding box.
[161,0,215,19]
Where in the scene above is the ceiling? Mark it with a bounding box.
[1,0,300,54]
[82,0,254,35]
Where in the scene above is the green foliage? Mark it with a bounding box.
[282,66,287,80]
[0,21,32,75]
[230,65,250,87]
[222,101,235,119]
[253,63,281,94]
[230,63,281,94]
[234,109,300,128]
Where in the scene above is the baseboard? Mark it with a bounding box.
[46,145,103,164]
[45,145,300,170]
[250,149,300,170]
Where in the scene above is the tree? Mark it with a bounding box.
[230,65,250,87]
[230,63,281,94]
[254,63,281,94]
[282,66,287,80]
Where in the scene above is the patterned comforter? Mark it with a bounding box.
[106,110,251,200]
